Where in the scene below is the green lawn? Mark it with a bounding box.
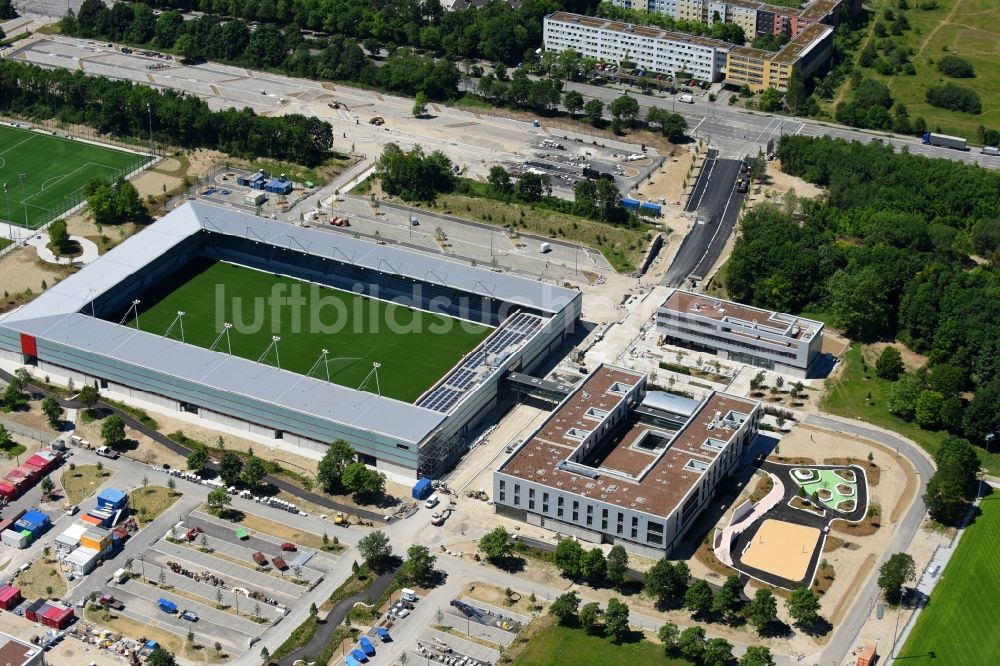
[0,124,151,229]
[822,345,1000,475]
[851,0,1000,142]
[515,623,692,666]
[125,258,492,403]
[898,490,1000,665]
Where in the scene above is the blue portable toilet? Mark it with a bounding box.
[350,648,369,662]
[359,636,376,656]
[344,655,361,666]
[377,626,390,641]
[412,478,433,500]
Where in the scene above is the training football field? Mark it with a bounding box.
[0,124,150,229]
[898,489,1000,665]
[126,259,493,403]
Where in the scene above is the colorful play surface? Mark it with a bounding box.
[791,467,858,511]
[741,519,822,582]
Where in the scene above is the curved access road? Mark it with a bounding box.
[804,413,936,665]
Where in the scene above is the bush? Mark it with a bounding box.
[937,54,975,78]
[658,362,691,375]
[925,84,982,114]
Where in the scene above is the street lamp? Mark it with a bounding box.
[18,173,28,231]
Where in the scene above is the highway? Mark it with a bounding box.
[663,148,746,287]
[565,80,1000,166]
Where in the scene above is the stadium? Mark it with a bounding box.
[0,201,581,478]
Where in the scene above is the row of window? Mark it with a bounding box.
[657,323,801,361]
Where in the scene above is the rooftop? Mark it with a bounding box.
[547,12,734,51]
[661,289,822,341]
[500,365,758,518]
[0,634,38,666]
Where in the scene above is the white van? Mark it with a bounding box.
[425,494,440,509]
[400,588,417,603]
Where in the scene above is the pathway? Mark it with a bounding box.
[24,232,98,265]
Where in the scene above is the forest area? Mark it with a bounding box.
[725,135,1000,456]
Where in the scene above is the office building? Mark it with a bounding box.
[656,289,824,377]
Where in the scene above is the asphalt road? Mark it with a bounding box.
[663,149,745,287]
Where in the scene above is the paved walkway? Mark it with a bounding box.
[24,232,99,265]
[714,471,784,567]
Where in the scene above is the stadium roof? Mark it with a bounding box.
[3,201,586,445]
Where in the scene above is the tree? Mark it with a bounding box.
[48,219,70,255]
[403,544,436,587]
[186,446,209,473]
[785,587,820,627]
[603,598,630,643]
[548,590,580,625]
[887,373,923,420]
[146,647,178,666]
[478,527,512,565]
[76,383,99,410]
[175,34,201,63]
[487,166,513,196]
[41,397,63,429]
[746,588,778,633]
[703,638,734,666]
[684,579,713,618]
[357,530,393,570]
[218,452,243,486]
[101,414,126,448]
[412,91,428,117]
[677,626,706,662]
[240,455,267,490]
[712,574,743,621]
[0,1,16,21]
[606,544,629,588]
[609,95,640,126]
[924,437,980,523]
[657,622,679,653]
[580,548,607,584]
[878,552,916,603]
[578,601,602,635]
[875,347,905,380]
[740,646,776,666]
[662,112,688,143]
[926,83,981,113]
[341,462,386,500]
[915,390,945,429]
[206,487,231,513]
[563,90,584,116]
[40,475,55,499]
[317,440,355,493]
[0,424,12,454]
[554,539,584,578]
[514,172,549,202]
[645,559,689,606]
[583,98,604,125]
[758,88,783,112]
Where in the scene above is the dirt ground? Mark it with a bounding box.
[822,329,851,357]
[0,611,123,666]
[759,160,824,200]
[72,414,188,470]
[630,144,696,207]
[0,246,65,294]
[864,342,928,372]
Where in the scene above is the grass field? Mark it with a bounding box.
[0,124,150,229]
[898,490,1000,664]
[822,345,1000,475]
[514,624,692,666]
[853,0,1000,141]
[126,259,492,403]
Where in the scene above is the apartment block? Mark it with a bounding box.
[656,289,825,377]
[544,12,731,82]
[725,21,833,91]
[494,364,760,557]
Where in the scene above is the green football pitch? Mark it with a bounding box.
[125,259,493,404]
[0,124,151,230]
[897,489,1000,665]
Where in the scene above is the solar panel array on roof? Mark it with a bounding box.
[417,312,544,413]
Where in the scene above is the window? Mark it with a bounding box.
[529,488,535,499]
[631,516,639,527]
[631,528,638,538]
[647,533,664,545]
[648,521,664,534]
[528,500,535,510]
[499,492,505,502]
[558,497,564,507]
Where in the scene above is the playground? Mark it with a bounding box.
[791,467,858,512]
[740,519,822,583]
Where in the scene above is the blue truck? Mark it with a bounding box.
[157,599,177,614]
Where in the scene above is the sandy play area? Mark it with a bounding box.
[741,519,821,582]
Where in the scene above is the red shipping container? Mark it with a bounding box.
[25,454,51,469]
[41,604,74,629]
[0,483,16,500]
[5,469,24,481]
[0,585,22,611]
[26,601,52,622]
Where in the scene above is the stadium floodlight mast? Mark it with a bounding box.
[307,349,331,383]
[2,183,9,242]
[357,361,382,397]
[18,173,28,231]
[118,299,141,328]
[163,310,186,343]
[258,335,282,369]
[209,323,233,355]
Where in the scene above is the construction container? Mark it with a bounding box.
[79,514,103,527]
[1,529,29,549]
[0,584,22,610]
[97,488,128,511]
[81,527,111,552]
[244,191,267,206]
[65,547,101,575]
[40,602,74,629]
[24,599,48,622]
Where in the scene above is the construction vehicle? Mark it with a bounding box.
[184,527,202,542]
[334,511,349,526]
[466,489,489,501]
[431,508,452,526]
[369,116,385,125]
[327,101,341,109]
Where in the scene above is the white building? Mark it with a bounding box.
[494,364,759,557]
[656,289,824,377]
[544,12,731,82]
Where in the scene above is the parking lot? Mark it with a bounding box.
[105,509,337,655]
[399,597,528,666]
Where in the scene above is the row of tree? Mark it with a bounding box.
[0,60,333,166]
[727,135,1000,451]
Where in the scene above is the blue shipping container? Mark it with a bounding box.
[620,197,640,211]
[412,478,433,500]
[97,488,128,510]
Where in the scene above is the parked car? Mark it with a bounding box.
[65,505,78,516]
[280,542,297,552]
[181,610,198,622]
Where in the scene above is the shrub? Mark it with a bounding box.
[937,54,974,78]
[925,84,982,114]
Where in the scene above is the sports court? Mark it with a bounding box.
[0,124,150,229]
[122,258,493,403]
[740,519,822,582]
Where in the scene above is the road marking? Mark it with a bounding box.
[691,177,741,279]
